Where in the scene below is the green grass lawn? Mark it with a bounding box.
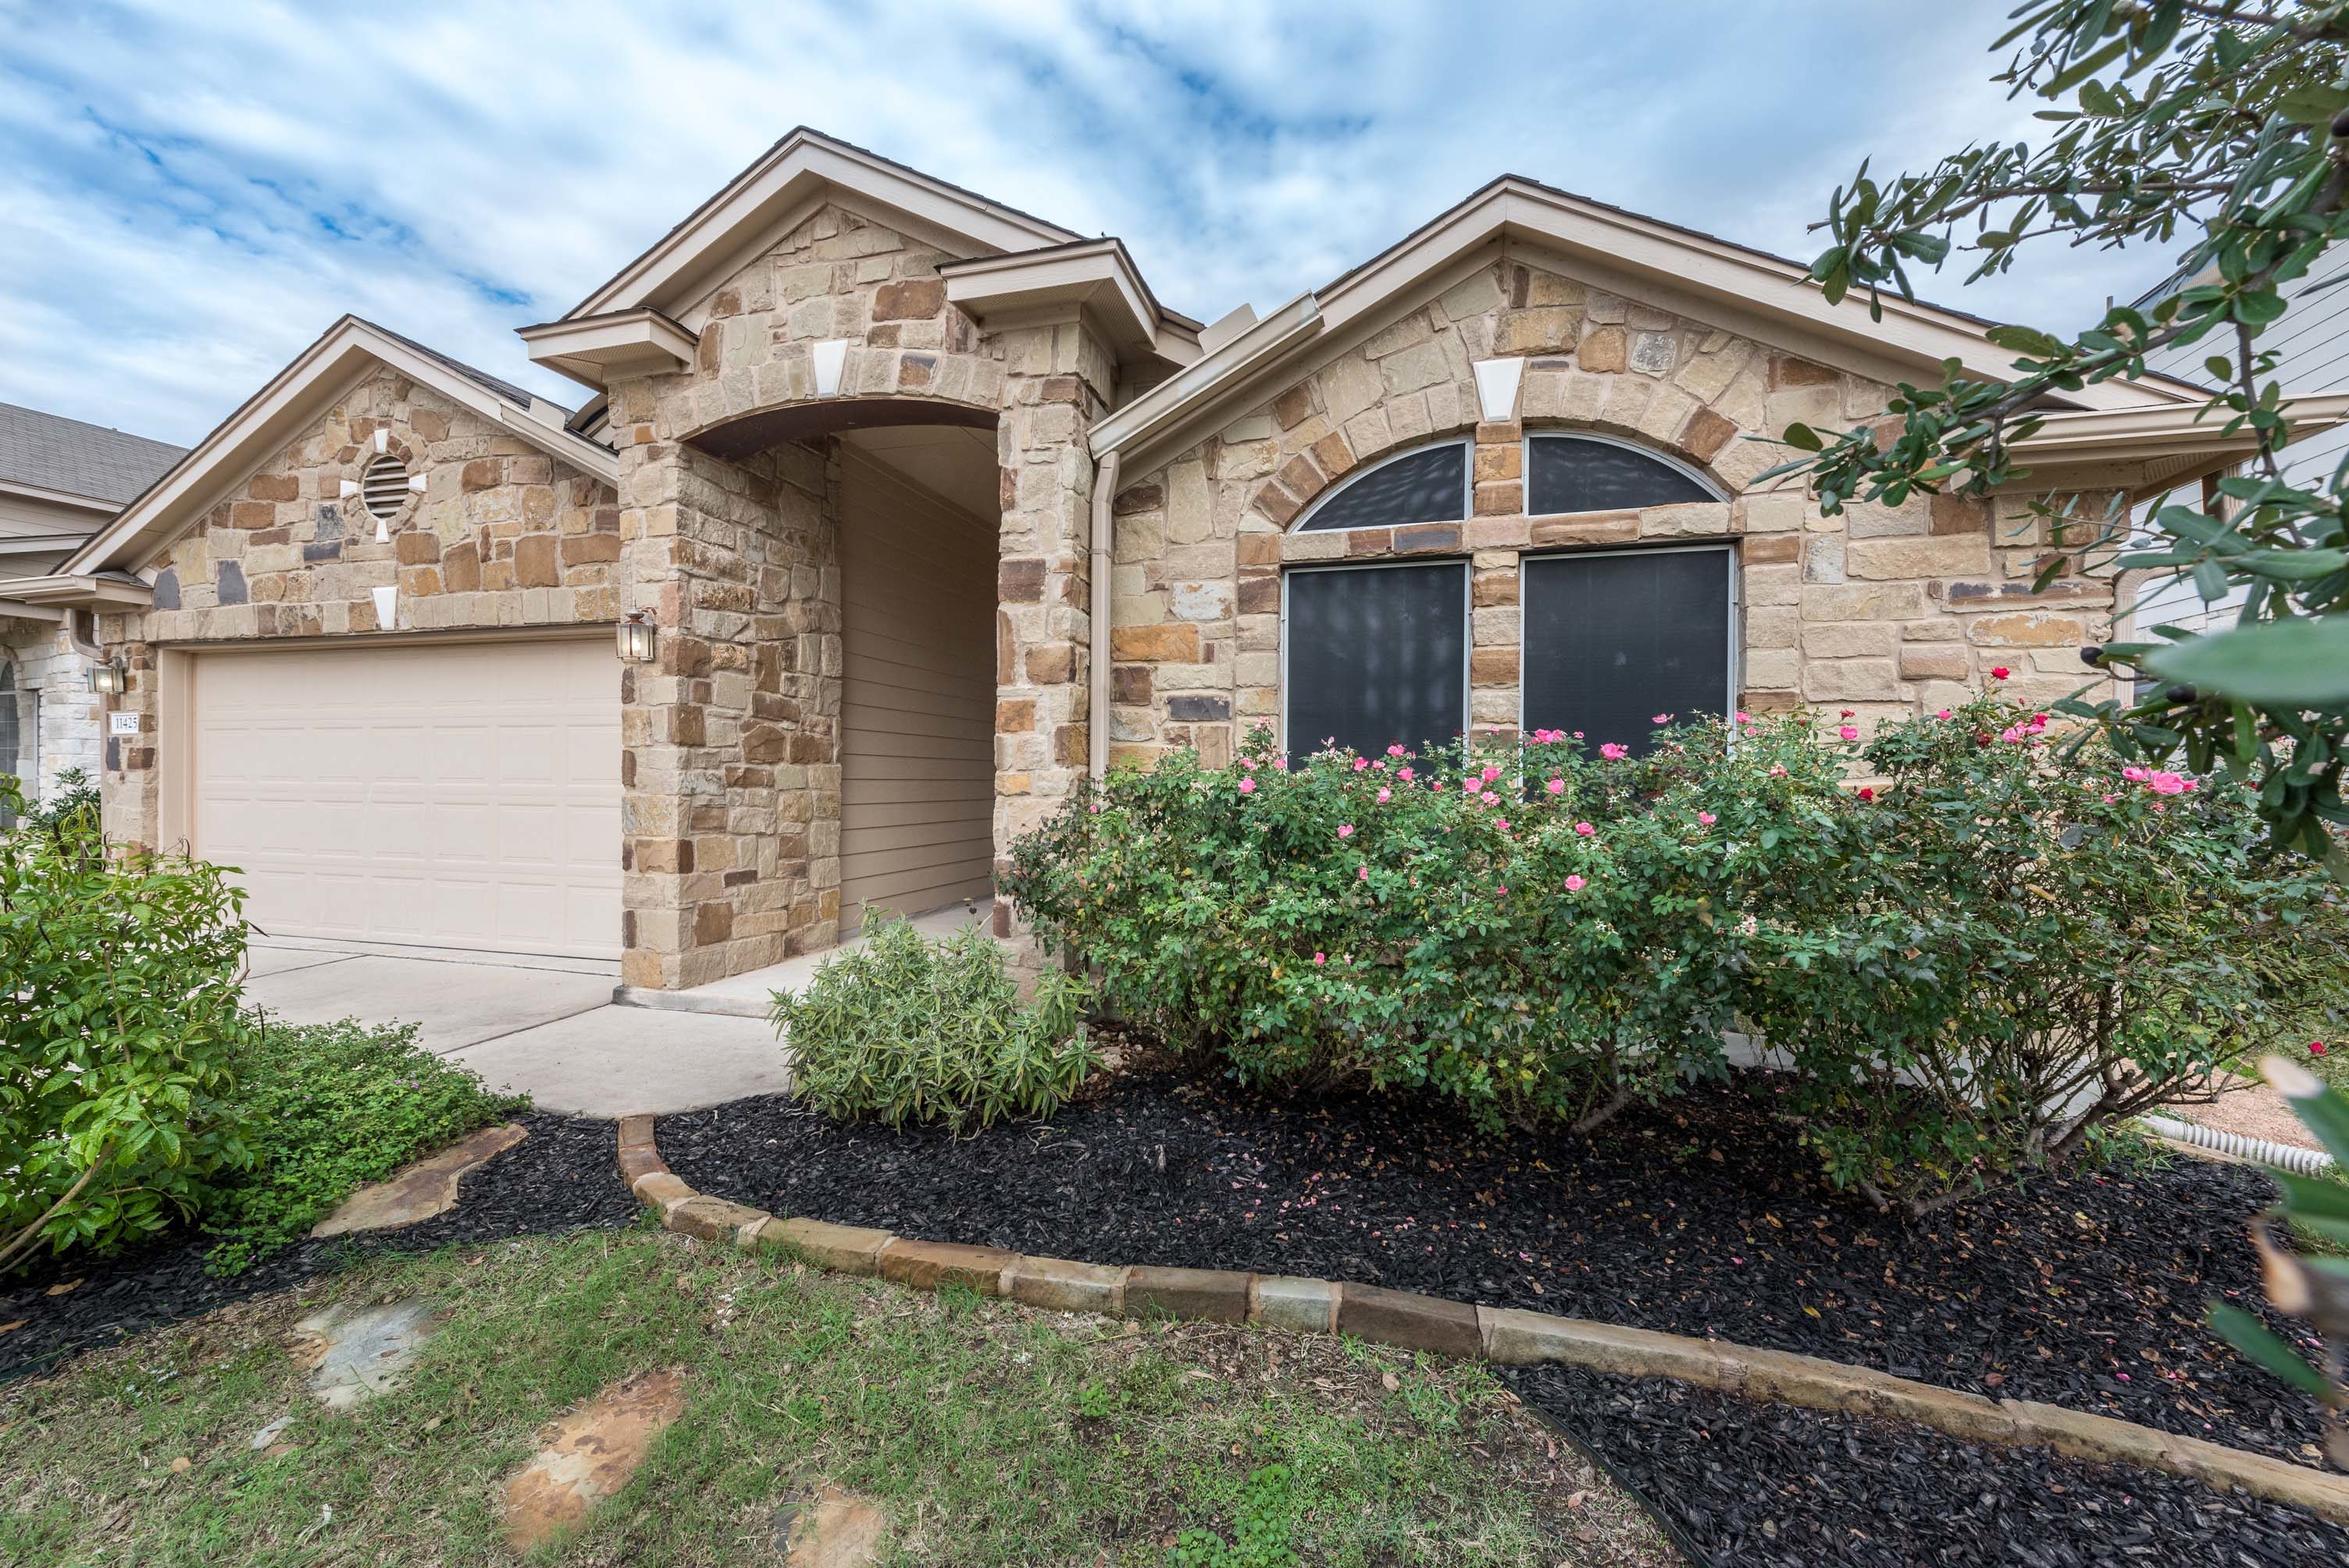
[0,1224,1674,1566]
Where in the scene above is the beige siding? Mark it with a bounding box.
[836,450,995,933]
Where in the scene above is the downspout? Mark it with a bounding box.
[1087,449,1121,782]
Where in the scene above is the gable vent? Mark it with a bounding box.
[360,454,412,521]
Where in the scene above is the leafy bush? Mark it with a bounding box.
[1005,690,2328,1211]
[772,913,1099,1131]
[1,776,254,1271]
[200,1017,526,1274]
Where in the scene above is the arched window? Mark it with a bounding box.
[1295,440,1469,532]
[1527,433,1720,516]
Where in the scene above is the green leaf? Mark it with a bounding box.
[1780,423,1824,453]
[2277,85,2349,127]
[2233,290,2289,327]
[1985,325,2066,358]
[2144,618,2349,707]
[2207,1304,2337,1400]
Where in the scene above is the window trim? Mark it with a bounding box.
[1279,557,1473,761]
[1290,437,1473,533]
[1514,541,1741,740]
[1524,429,1726,517]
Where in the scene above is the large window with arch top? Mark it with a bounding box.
[1527,432,1720,515]
[1294,439,1469,533]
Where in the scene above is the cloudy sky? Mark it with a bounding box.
[2,2,2188,446]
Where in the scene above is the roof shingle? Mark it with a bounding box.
[0,402,187,506]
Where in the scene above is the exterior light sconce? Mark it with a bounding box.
[617,610,657,664]
[88,656,130,695]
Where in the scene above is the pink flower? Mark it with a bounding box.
[1545,777,1565,796]
[1652,712,1674,725]
[1482,764,1502,783]
[1599,743,1629,761]
[2147,771,2187,796]
[1432,780,1447,793]
[1357,864,1370,882]
[1397,766,1414,782]
[1386,743,1406,757]
[2312,1041,2329,1057]
[1240,757,1257,771]
[1494,818,1510,832]
[2122,766,2149,782]
[1237,777,1256,795]
[1274,757,1289,770]
[1313,952,1326,966]
[1770,764,1788,778]
[1734,711,1752,725]
[1840,710,1855,719]
[1574,821,1595,836]
[1480,790,1500,807]
[1857,787,1874,802]
[1376,787,1392,804]
[1573,731,1584,739]
[1089,801,1103,814]
[1353,757,1369,772]
[2101,793,2117,804]
[1991,666,2011,680]
[1698,811,1716,825]
[1837,725,1859,742]
[1563,875,1587,893]
[1495,885,1506,895]
[2000,725,2029,745]
[1337,823,1355,839]
[1935,709,1952,721]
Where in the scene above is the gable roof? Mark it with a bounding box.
[0,401,186,509]
[64,315,616,579]
[558,127,1087,326]
[1092,174,2204,476]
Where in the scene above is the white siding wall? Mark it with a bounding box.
[835,450,996,935]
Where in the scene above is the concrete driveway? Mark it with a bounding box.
[244,940,789,1118]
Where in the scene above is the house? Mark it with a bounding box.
[34,128,2343,992]
[0,402,186,805]
[2126,253,2349,642]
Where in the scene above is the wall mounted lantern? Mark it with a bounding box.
[88,656,129,695]
[617,610,657,664]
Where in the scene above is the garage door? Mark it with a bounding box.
[194,638,621,959]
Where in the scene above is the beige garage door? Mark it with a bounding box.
[194,637,621,959]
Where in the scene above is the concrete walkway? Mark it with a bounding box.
[615,902,995,1018]
[244,939,789,1117]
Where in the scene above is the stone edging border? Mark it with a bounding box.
[616,1114,2349,1526]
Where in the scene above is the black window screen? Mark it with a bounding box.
[1522,550,1730,757]
[1298,443,1466,531]
[1528,435,1714,515]
[1285,563,1467,762]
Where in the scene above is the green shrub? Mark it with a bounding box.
[199,1017,526,1274]
[1004,692,2330,1210]
[772,914,1098,1132]
[1,776,254,1272]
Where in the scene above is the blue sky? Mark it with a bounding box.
[1,2,2187,444]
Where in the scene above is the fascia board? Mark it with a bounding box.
[1089,292,1324,465]
[7,572,151,608]
[2010,392,2349,463]
[518,309,700,389]
[943,244,1159,357]
[0,477,118,515]
[570,135,1077,323]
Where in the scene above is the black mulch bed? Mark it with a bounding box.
[660,1072,2333,1470]
[1505,1363,2349,1567]
[0,1110,637,1383]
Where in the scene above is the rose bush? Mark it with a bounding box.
[1004,687,2333,1212]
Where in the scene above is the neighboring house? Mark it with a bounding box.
[0,402,186,804]
[2127,251,2349,641]
[28,128,2340,989]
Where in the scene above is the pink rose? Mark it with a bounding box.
[1991,666,2010,680]
[1274,757,1289,770]
[1494,818,1510,832]
[1432,781,1447,793]
[1837,725,1859,742]
[1698,811,1716,825]
[1935,709,1952,721]
[1237,777,1256,795]
[1857,787,1874,802]
[1337,823,1354,838]
[1770,764,1788,778]
[2123,767,2149,782]
[1240,757,1257,771]
[1574,821,1595,836]
[1599,743,1629,761]
[1652,712,1674,725]
[1545,778,1565,796]
[1386,743,1406,757]
[1375,787,1392,804]
[1481,764,1502,783]
[1397,767,1414,782]
[1313,952,1326,966]
[2312,1041,2329,1057]
[1089,801,1103,814]
[1734,711,1752,725]
[2147,772,2187,796]
[1353,757,1369,772]
[1563,875,1587,892]
[1480,790,1500,806]
[1357,864,1369,881]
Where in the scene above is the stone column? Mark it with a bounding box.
[988,318,1114,928]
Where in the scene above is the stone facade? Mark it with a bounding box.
[601,203,1112,989]
[1103,256,2123,765]
[0,618,100,800]
[94,369,620,844]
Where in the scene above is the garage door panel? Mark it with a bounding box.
[195,640,621,960]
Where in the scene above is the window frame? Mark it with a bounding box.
[1279,557,1473,761]
[1289,437,1473,534]
[1514,541,1741,741]
[1524,429,1726,518]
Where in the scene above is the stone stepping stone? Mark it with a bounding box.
[308,1123,528,1238]
[773,1485,886,1566]
[288,1299,434,1413]
[501,1367,687,1552]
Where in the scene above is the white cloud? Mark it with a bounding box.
[0,0,2188,444]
